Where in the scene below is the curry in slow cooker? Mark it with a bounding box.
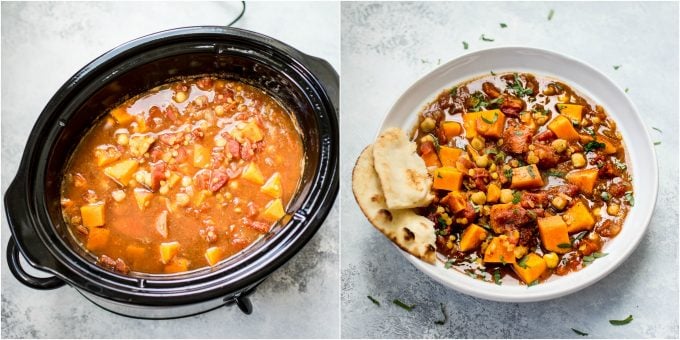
[413,72,633,285]
[61,77,303,274]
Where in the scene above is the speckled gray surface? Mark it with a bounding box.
[340,2,678,338]
[1,2,339,338]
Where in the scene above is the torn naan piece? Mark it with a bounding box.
[352,145,436,264]
[373,127,434,209]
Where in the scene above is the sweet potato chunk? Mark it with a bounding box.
[557,104,583,124]
[205,247,223,266]
[475,109,506,138]
[86,227,110,251]
[159,241,181,264]
[512,253,547,284]
[125,244,146,262]
[565,168,599,194]
[433,167,464,191]
[193,144,211,168]
[261,198,285,222]
[133,188,153,210]
[510,164,544,189]
[438,146,463,167]
[81,203,105,227]
[441,121,463,139]
[110,107,134,125]
[564,200,595,233]
[421,151,441,168]
[459,224,489,252]
[443,191,467,212]
[538,216,571,254]
[483,236,516,264]
[261,172,283,198]
[94,144,121,167]
[242,162,265,185]
[129,134,156,157]
[486,182,501,203]
[463,112,481,139]
[547,115,579,141]
[164,257,189,273]
[104,159,139,186]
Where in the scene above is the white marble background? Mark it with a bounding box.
[1,2,339,338]
[341,1,678,338]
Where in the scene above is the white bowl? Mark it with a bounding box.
[378,46,658,302]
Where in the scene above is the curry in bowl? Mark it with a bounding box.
[60,77,303,274]
[353,72,633,287]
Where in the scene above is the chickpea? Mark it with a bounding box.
[543,252,559,269]
[491,172,499,180]
[174,91,188,103]
[229,180,239,190]
[500,189,514,204]
[111,190,126,202]
[489,163,497,172]
[475,155,489,168]
[420,117,436,132]
[176,193,190,207]
[607,203,620,215]
[551,196,567,210]
[551,139,567,153]
[526,151,539,165]
[514,246,528,259]
[420,135,435,144]
[470,191,487,205]
[471,136,485,150]
[571,153,586,168]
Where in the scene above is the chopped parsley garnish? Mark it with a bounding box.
[517,256,529,269]
[392,299,415,311]
[367,295,380,306]
[434,303,448,325]
[509,72,533,97]
[500,255,507,265]
[612,158,627,171]
[625,88,629,93]
[547,170,566,178]
[609,314,633,325]
[527,165,537,178]
[437,216,447,228]
[527,210,537,220]
[601,192,611,201]
[462,41,469,50]
[582,252,608,266]
[571,231,587,244]
[584,127,596,137]
[481,111,499,124]
[489,96,505,105]
[430,133,440,152]
[613,65,621,70]
[480,34,494,42]
[572,328,589,336]
[485,148,499,155]
[495,151,507,163]
[512,190,522,204]
[652,127,662,133]
[450,86,458,97]
[493,268,502,285]
[504,168,513,181]
[624,191,634,206]
[490,70,497,76]
[557,243,572,249]
[469,92,489,111]
[444,260,455,269]
[500,23,507,28]
[548,9,555,20]
[527,279,539,287]
[584,141,606,152]
[654,141,661,146]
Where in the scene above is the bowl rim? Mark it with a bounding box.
[4,26,339,305]
[377,46,659,302]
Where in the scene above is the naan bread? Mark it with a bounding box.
[352,145,436,264]
[373,127,433,209]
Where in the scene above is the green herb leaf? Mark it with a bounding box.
[450,86,458,97]
[527,279,539,287]
[654,141,661,146]
[512,190,522,204]
[625,87,629,93]
[518,256,529,269]
[367,295,380,306]
[548,9,555,20]
[500,255,507,265]
[624,191,635,206]
[613,65,621,70]
[493,268,502,285]
[462,41,469,50]
[500,23,508,28]
[557,243,572,249]
[612,158,627,171]
[509,72,533,97]
[393,299,415,311]
[485,148,499,155]
[434,303,448,325]
[430,133,440,152]
[584,141,606,152]
[490,70,497,76]
[609,314,633,325]
[481,111,499,124]
[572,328,589,336]
[444,260,455,269]
[652,127,662,133]
[504,168,513,180]
[489,96,505,105]
[593,252,608,258]
[437,216,447,228]
[480,34,494,42]
[571,231,587,244]
[547,170,566,178]
[527,165,537,178]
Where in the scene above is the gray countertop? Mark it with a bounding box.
[1,2,339,338]
[340,2,678,338]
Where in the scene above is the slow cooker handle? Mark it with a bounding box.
[6,237,65,290]
[300,54,339,115]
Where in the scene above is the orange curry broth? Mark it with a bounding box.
[60,77,303,274]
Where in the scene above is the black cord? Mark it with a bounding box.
[227,1,246,27]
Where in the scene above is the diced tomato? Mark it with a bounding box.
[150,161,167,191]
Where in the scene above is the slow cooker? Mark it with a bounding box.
[4,26,338,319]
